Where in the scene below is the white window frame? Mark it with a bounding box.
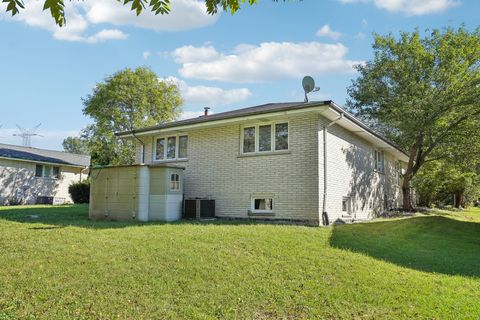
[395,161,403,185]
[240,121,289,154]
[374,149,385,173]
[170,173,180,191]
[250,196,274,214]
[35,164,61,179]
[153,134,188,162]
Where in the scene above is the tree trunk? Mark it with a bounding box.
[402,174,414,211]
[454,192,464,208]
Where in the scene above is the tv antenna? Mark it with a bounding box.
[13,123,43,147]
[302,76,320,102]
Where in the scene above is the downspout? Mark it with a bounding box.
[322,112,344,226]
[131,130,145,164]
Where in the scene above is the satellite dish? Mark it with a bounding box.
[302,76,320,102]
[302,76,315,94]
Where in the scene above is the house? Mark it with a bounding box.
[0,143,90,205]
[116,101,409,225]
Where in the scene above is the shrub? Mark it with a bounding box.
[6,197,23,206]
[68,180,90,204]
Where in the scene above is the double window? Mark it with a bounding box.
[242,122,289,154]
[374,150,384,173]
[35,164,60,179]
[155,135,188,161]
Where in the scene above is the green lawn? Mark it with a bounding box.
[1,206,480,319]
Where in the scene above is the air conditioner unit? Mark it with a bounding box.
[184,198,215,219]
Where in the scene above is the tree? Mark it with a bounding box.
[62,136,88,154]
[414,160,480,208]
[3,0,286,27]
[66,67,182,166]
[347,27,480,211]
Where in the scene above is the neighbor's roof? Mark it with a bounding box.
[0,143,90,167]
[116,100,408,160]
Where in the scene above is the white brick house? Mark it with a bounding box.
[0,144,90,205]
[117,101,408,225]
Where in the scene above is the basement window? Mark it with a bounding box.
[342,197,351,214]
[251,197,273,214]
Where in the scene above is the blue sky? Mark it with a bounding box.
[0,0,477,150]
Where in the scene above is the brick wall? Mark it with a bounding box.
[139,113,321,223]
[136,112,404,224]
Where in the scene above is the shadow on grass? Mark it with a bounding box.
[330,216,480,277]
[0,205,305,229]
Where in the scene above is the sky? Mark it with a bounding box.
[0,0,477,150]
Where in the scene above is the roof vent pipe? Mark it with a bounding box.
[204,107,210,116]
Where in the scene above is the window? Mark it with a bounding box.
[35,164,43,177]
[342,197,350,213]
[53,166,60,179]
[243,127,256,153]
[374,150,384,173]
[155,135,188,161]
[167,136,176,159]
[170,173,180,191]
[258,125,271,152]
[35,165,60,179]
[179,135,188,159]
[156,138,165,160]
[395,161,402,185]
[241,122,288,154]
[275,123,289,151]
[251,197,273,213]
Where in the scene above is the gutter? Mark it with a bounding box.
[131,131,145,164]
[322,112,344,226]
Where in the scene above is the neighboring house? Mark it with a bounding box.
[116,101,409,225]
[0,143,90,205]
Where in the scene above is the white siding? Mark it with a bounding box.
[0,158,85,205]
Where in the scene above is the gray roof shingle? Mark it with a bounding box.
[0,143,90,167]
[116,101,330,136]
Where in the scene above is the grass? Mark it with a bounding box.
[0,206,479,319]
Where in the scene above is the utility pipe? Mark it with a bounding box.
[322,112,344,226]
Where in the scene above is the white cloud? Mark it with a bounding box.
[174,42,361,83]
[86,0,217,31]
[0,0,128,43]
[172,45,221,63]
[162,77,252,106]
[0,0,217,42]
[316,24,342,40]
[143,51,152,59]
[86,29,128,43]
[338,0,459,15]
